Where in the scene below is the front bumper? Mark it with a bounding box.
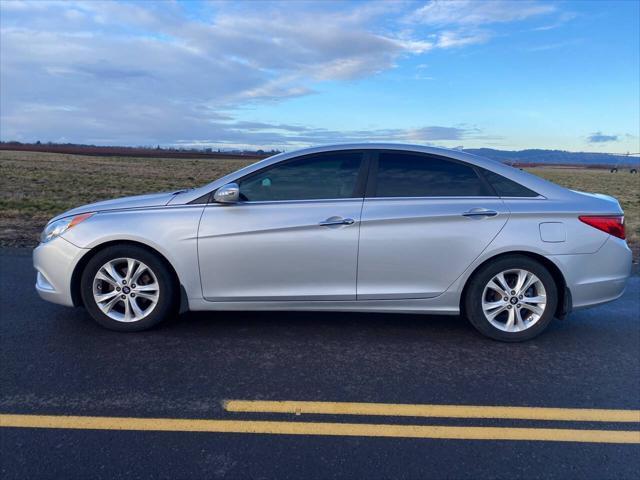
[33,237,89,307]
[548,236,633,309]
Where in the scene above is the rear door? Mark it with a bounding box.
[357,151,508,300]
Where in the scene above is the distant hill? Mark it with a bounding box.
[0,142,637,167]
[464,148,638,167]
[0,142,272,160]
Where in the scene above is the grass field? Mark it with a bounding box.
[1,150,638,261]
[0,150,252,247]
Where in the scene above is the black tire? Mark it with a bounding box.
[631,169,638,174]
[610,168,618,173]
[80,245,178,331]
[463,255,558,342]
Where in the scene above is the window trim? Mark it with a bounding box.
[198,149,543,204]
[364,150,497,199]
[224,150,370,204]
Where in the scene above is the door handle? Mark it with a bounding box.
[462,208,498,218]
[319,217,355,226]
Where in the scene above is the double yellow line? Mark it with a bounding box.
[1,400,639,444]
[225,400,640,423]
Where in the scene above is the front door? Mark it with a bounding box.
[198,151,366,301]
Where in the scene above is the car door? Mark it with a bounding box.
[198,151,367,301]
[357,151,509,300]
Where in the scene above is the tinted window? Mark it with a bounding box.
[481,169,539,197]
[373,152,491,197]
[239,152,362,201]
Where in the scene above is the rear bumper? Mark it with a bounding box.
[547,236,632,309]
[33,237,89,307]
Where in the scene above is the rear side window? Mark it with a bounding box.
[239,152,362,201]
[373,152,492,197]
[481,169,539,197]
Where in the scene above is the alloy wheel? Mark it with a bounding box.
[92,257,160,322]
[481,268,547,333]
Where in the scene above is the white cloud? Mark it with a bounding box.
[411,0,555,26]
[407,0,558,51]
[172,123,488,150]
[532,11,578,31]
[436,30,492,48]
[0,0,502,146]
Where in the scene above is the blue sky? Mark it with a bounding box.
[0,0,638,152]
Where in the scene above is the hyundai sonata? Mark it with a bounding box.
[34,144,632,341]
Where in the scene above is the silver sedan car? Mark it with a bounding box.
[34,144,632,341]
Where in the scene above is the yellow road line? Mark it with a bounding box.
[1,414,639,444]
[224,400,640,423]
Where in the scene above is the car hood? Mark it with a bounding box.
[49,191,181,224]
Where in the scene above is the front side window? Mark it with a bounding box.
[239,152,363,201]
[373,152,492,197]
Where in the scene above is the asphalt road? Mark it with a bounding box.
[1,248,639,479]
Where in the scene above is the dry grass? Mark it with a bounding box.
[0,150,253,246]
[1,151,638,261]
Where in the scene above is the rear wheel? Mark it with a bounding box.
[80,245,178,331]
[464,255,558,341]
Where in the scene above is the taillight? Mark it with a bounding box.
[579,215,625,239]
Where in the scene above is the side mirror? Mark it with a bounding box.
[213,183,240,204]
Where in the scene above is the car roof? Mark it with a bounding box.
[176,143,571,203]
[264,143,497,165]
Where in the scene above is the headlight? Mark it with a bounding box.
[40,212,95,244]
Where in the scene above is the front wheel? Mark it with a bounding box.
[80,245,178,331]
[463,255,558,342]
